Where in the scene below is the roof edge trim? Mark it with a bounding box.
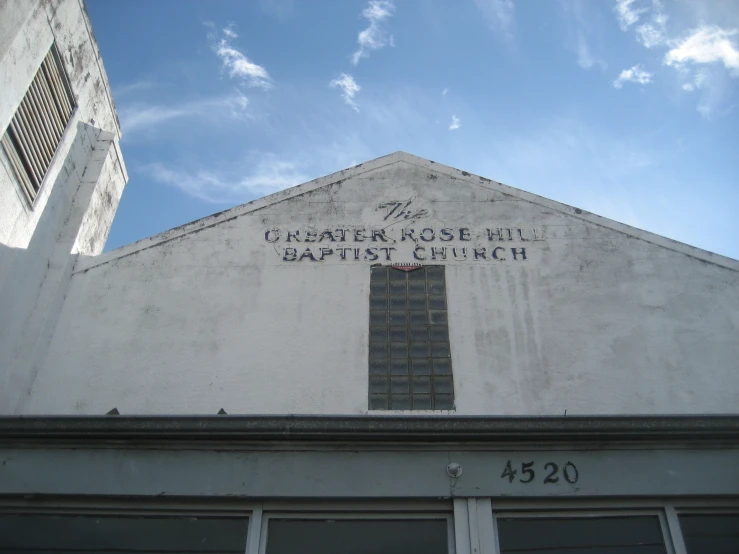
[2,414,738,444]
[75,152,406,273]
[80,152,739,273]
[397,155,739,271]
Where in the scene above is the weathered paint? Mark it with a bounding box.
[0,0,125,250]
[0,0,127,413]
[1,444,737,498]
[4,153,737,416]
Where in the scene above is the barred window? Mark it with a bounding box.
[1,44,75,207]
[368,265,454,410]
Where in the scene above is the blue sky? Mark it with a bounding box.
[86,0,739,259]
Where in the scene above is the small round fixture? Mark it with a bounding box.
[446,462,463,478]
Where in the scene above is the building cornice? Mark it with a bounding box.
[1,415,738,444]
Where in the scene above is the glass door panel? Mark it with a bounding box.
[0,513,249,553]
[265,518,449,554]
[496,515,667,554]
[679,514,739,554]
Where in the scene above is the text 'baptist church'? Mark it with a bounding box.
[264,226,545,262]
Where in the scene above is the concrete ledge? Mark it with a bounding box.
[1,415,739,443]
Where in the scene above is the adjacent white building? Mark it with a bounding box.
[0,0,127,418]
[1,1,737,553]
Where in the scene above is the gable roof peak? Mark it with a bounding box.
[78,151,739,274]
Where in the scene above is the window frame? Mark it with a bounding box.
[1,42,77,209]
[258,504,457,554]
[671,507,739,554]
[489,499,739,554]
[368,264,455,411]
[1,497,736,554]
[0,497,254,554]
[492,508,675,554]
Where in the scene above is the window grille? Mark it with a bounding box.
[368,265,454,410]
[1,44,75,206]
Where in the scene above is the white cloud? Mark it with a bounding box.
[614,0,648,31]
[635,1,667,48]
[224,89,250,118]
[658,25,739,118]
[613,64,653,87]
[329,73,361,112]
[694,72,707,88]
[442,88,449,97]
[119,91,251,138]
[684,68,733,119]
[208,24,273,89]
[113,81,160,98]
[473,0,515,40]
[610,1,738,116]
[146,154,310,204]
[448,115,461,130]
[561,1,607,72]
[576,32,601,69]
[120,105,189,133]
[259,0,294,19]
[664,26,739,71]
[351,0,395,65]
[636,22,665,48]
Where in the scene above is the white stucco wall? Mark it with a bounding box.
[0,0,125,250]
[0,0,127,414]
[14,154,739,416]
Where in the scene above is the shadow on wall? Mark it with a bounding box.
[0,121,117,414]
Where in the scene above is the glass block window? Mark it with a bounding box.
[369,265,454,410]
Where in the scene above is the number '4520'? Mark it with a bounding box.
[501,461,579,484]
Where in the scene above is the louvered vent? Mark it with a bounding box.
[1,44,75,207]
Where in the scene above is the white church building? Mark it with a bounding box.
[1,1,738,553]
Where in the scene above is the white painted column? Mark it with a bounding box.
[454,498,499,554]
[245,504,263,554]
[664,505,688,554]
